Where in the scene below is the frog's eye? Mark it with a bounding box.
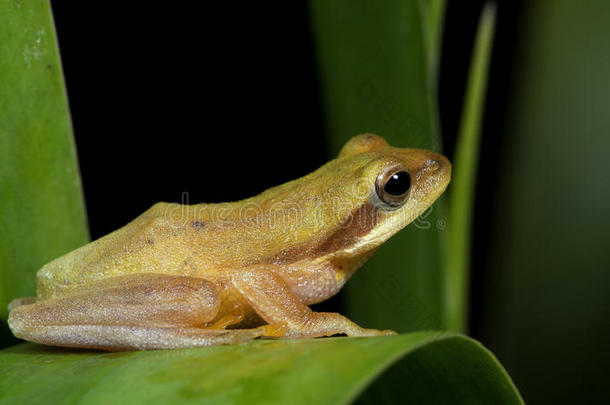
[375,166,411,207]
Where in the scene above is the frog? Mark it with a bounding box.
[8,134,451,351]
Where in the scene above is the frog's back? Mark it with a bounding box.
[36,156,370,299]
[36,203,232,299]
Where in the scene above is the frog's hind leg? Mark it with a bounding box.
[8,274,264,351]
[7,296,36,311]
[8,324,263,351]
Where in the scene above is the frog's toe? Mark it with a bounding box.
[256,322,288,338]
[357,328,398,337]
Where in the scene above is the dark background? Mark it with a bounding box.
[50,1,512,239]
[50,1,610,403]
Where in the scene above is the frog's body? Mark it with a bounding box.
[9,134,451,351]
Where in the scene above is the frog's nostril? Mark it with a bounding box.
[425,159,441,173]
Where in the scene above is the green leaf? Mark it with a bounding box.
[309,0,446,333]
[445,4,496,332]
[419,0,447,85]
[0,0,89,337]
[0,332,523,404]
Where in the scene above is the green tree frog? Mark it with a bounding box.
[8,134,451,351]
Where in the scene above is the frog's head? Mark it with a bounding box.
[316,134,451,260]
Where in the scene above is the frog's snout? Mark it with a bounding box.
[414,151,452,187]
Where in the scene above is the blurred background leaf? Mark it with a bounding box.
[420,0,446,85]
[309,0,446,334]
[474,0,610,402]
[0,333,523,404]
[0,0,89,346]
[445,4,496,332]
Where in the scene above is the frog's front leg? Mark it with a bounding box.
[8,274,264,351]
[232,267,396,338]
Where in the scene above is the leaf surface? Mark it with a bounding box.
[0,0,89,343]
[0,332,523,404]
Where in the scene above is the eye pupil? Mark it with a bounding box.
[375,166,411,207]
[384,171,411,196]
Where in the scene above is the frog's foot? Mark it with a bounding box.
[301,315,398,338]
[207,314,244,329]
[270,313,397,339]
[233,268,396,339]
[7,274,263,351]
